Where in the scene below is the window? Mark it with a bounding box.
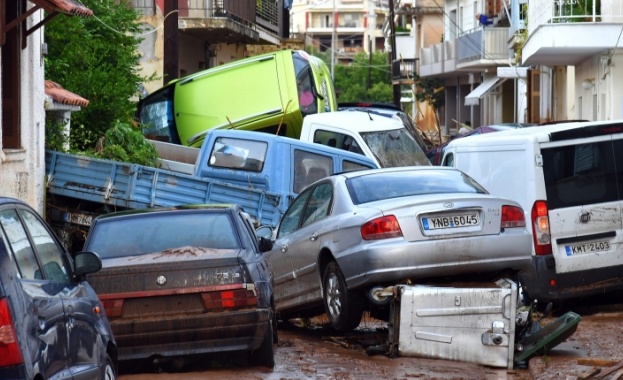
[346,170,487,205]
[19,209,70,282]
[343,160,373,172]
[138,86,178,144]
[543,140,620,210]
[278,189,312,238]
[293,150,333,193]
[0,209,40,280]
[2,0,21,149]
[88,211,240,259]
[302,183,332,227]
[209,137,267,172]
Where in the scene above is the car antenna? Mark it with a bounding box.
[366,110,373,121]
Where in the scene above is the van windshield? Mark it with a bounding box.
[360,128,431,167]
[136,85,179,144]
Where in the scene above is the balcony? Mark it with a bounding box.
[456,27,511,69]
[523,0,623,65]
[133,0,283,45]
[418,39,455,78]
[392,58,418,82]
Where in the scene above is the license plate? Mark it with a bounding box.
[422,213,479,230]
[63,212,94,226]
[565,241,610,256]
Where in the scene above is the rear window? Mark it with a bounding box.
[86,211,239,259]
[346,170,487,205]
[209,137,267,172]
[542,139,623,210]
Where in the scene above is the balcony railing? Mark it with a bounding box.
[528,0,623,36]
[392,58,418,80]
[134,0,280,35]
[457,27,510,64]
[418,39,455,76]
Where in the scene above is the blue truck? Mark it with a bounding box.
[45,129,379,249]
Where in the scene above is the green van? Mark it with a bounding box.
[136,50,337,147]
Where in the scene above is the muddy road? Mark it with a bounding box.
[118,302,623,380]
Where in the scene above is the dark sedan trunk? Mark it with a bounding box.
[86,247,270,360]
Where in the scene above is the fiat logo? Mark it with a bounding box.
[443,202,454,208]
[156,275,167,286]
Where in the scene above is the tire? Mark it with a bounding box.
[322,261,364,332]
[103,354,117,380]
[271,303,279,344]
[249,321,275,369]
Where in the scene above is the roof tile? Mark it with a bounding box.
[31,0,94,17]
[45,80,89,107]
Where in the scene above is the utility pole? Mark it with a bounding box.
[331,0,337,80]
[387,0,400,108]
[164,1,179,84]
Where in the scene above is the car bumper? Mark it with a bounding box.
[519,255,623,303]
[336,232,532,289]
[111,308,271,361]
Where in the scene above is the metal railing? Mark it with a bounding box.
[528,0,623,35]
[133,0,280,34]
[457,27,510,64]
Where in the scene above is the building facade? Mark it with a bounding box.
[131,0,290,95]
[0,0,92,213]
[418,0,525,135]
[521,0,623,123]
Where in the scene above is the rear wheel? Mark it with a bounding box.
[322,261,364,332]
[249,321,275,369]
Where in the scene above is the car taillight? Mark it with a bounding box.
[531,200,552,255]
[201,286,258,310]
[101,299,124,319]
[361,215,403,240]
[0,298,23,367]
[501,205,526,228]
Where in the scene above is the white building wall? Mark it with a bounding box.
[575,52,623,121]
[0,9,46,213]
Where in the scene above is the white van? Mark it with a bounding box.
[300,110,430,168]
[441,120,623,303]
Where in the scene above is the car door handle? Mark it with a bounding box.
[281,244,288,253]
[68,316,75,331]
[38,317,46,331]
[310,232,318,241]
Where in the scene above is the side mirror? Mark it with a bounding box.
[74,251,103,277]
[258,237,273,253]
[256,225,273,240]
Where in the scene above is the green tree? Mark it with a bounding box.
[45,0,151,152]
[332,51,393,103]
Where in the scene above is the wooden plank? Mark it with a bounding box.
[577,368,601,380]
[578,359,621,367]
[611,369,623,380]
[596,360,623,379]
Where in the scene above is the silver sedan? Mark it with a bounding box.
[265,166,532,332]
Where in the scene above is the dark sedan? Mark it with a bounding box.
[83,204,276,368]
[0,197,117,379]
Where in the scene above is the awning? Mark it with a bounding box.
[465,77,507,106]
[2,0,93,45]
[29,0,94,17]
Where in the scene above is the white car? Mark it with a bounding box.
[265,166,533,332]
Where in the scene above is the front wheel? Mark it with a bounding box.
[103,354,117,380]
[322,261,363,332]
